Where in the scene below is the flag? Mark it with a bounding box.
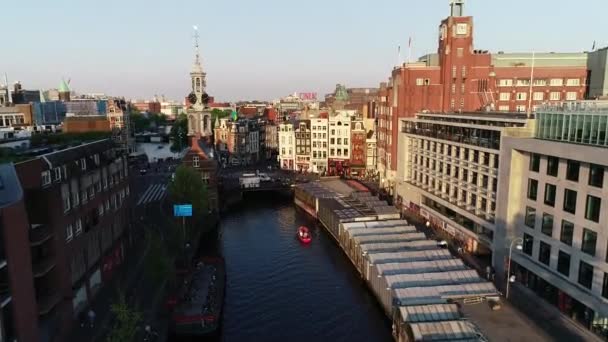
[592,41,596,51]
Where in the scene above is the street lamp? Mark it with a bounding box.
[506,237,523,299]
[425,221,431,228]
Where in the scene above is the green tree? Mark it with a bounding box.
[106,294,142,342]
[168,165,208,221]
[144,231,173,283]
[149,113,167,127]
[130,112,150,133]
[170,114,188,152]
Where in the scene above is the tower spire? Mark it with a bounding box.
[193,25,201,66]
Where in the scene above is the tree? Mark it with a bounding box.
[144,231,173,283]
[170,114,188,152]
[168,165,208,221]
[130,112,150,133]
[106,294,142,342]
[149,113,167,127]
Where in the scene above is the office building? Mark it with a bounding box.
[495,101,608,339]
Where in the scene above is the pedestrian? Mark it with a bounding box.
[87,309,96,328]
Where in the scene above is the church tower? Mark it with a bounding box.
[187,25,212,139]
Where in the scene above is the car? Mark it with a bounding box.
[140,169,147,175]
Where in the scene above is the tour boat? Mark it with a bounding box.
[297,226,312,244]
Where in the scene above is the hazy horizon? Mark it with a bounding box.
[3,0,607,102]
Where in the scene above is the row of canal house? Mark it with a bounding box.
[295,179,499,342]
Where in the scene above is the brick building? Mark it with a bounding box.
[377,0,593,194]
[132,101,161,114]
[63,116,111,133]
[1,139,132,341]
[350,119,366,177]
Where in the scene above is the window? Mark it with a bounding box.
[585,195,601,222]
[344,149,348,155]
[603,273,608,299]
[565,160,580,182]
[522,233,534,256]
[66,224,73,242]
[544,183,556,206]
[566,78,580,86]
[344,138,348,145]
[525,206,536,228]
[416,78,424,86]
[546,156,559,176]
[566,92,577,101]
[457,48,464,57]
[516,79,530,86]
[192,156,199,168]
[533,92,544,101]
[533,79,547,86]
[498,79,513,87]
[581,228,597,256]
[550,78,563,86]
[578,261,593,289]
[588,164,604,188]
[557,251,571,277]
[516,92,527,101]
[61,184,71,213]
[560,220,574,246]
[529,154,540,172]
[105,199,110,211]
[539,241,551,266]
[499,93,510,101]
[541,213,554,237]
[75,219,83,236]
[93,154,100,165]
[498,105,510,111]
[516,105,526,113]
[54,167,61,182]
[563,189,577,214]
[527,179,538,200]
[80,158,87,171]
[549,92,561,101]
[41,171,51,186]
[98,204,104,216]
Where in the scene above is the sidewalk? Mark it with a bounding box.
[68,236,149,342]
[401,210,600,342]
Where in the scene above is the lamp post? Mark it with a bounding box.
[506,237,523,299]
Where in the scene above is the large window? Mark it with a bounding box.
[560,220,574,246]
[585,195,601,222]
[544,184,556,207]
[523,233,534,256]
[563,189,577,214]
[603,273,608,299]
[581,228,597,256]
[538,241,551,266]
[588,164,604,188]
[566,160,580,182]
[525,206,536,228]
[529,154,540,172]
[578,261,594,289]
[557,251,571,277]
[546,156,559,176]
[527,179,538,200]
[541,214,554,237]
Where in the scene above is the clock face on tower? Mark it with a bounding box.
[187,92,197,105]
[456,23,468,36]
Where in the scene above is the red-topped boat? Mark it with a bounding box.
[297,226,312,243]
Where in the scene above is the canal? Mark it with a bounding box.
[212,193,393,342]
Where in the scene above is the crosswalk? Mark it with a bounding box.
[136,184,167,206]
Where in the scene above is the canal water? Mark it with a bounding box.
[214,193,392,342]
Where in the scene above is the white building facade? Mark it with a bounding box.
[310,118,328,174]
[328,111,353,175]
[278,122,295,170]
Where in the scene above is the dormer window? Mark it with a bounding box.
[80,158,87,171]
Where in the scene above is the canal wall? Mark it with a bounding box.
[294,180,500,341]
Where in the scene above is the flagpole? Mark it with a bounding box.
[397,45,401,68]
[527,51,535,118]
[408,37,412,63]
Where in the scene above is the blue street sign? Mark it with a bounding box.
[173,204,193,217]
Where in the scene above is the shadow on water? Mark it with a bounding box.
[174,191,392,342]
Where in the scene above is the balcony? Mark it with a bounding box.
[30,224,54,247]
[32,257,56,278]
[37,292,61,315]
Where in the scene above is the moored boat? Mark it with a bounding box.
[168,256,226,337]
[297,226,312,244]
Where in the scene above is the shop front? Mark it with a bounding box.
[328,159,350,176]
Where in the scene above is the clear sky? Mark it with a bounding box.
[3,0,607,102]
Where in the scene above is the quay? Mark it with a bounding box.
[294,179,500,342]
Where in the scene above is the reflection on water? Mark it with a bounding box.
[217,193,392,342]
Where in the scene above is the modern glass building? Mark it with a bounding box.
[535,101,608,145]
